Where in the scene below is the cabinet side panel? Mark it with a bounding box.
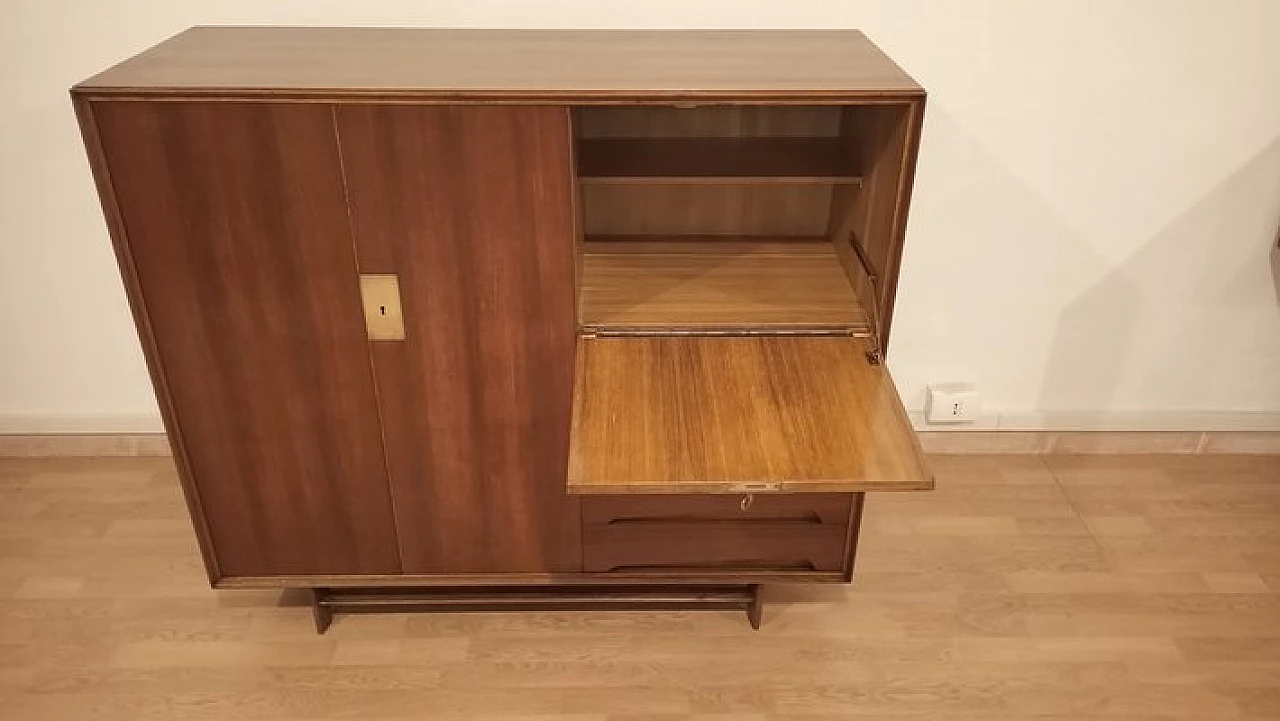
[336,105,580,574]
[73,95,220,584]
[93,101,401,577]
[832,100,925,349]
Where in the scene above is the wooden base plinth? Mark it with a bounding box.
[309,583,763,633]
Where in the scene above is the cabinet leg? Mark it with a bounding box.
[311,588,333,634]
[746,584,763,630]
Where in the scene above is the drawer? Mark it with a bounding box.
[582,494,854,574]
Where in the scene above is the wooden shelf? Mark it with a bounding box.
[577,138,861,185]
[578,237,869,334]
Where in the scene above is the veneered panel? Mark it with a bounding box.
[93,101,400,577]
[336,105,581,574]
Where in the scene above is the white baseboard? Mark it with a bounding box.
[3,410,1279,435]
[910,409,1280,433]
[0,413,165,434]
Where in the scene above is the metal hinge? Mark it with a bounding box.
[847,232,885,366]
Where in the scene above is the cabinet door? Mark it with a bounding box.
[92,102,401,578]
[336,105,580,574]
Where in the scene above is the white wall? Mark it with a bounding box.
[2,0,1279,432]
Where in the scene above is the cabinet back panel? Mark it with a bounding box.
[575,105,842,138]
[582,184,832,236]
[92,102,401,577]
[336,105,581,574]
[575,105,843,237]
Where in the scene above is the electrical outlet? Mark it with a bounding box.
[926,382,980,424]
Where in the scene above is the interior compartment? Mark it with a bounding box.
[578,137,860,183]
[568,105,927,496]
[572,103,912,337]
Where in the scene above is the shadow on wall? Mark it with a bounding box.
[889,105,1105,410]
[1037,268,1141,413]
[1041,135,1280,413]
[1272,213,1280,308]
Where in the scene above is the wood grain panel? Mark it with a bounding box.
[582,493,853,526]
[71,96,221,583]
[568,336,931,494]
[577,138,861,184]
[581,184,833,236]
[336,105,580,574]
[90,101,400,577]
[574,106,849,237]
[77,27,924,99]
[575,105,843,138]
[578,239,868,333]
[583,523,849,574]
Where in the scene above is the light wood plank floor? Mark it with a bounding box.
[0,454,1277,720]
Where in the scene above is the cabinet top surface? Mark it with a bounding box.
[75,27,923,99]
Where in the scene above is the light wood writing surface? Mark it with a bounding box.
[578,239,869,333]
[568,336,932,494]
[75,27,924,99]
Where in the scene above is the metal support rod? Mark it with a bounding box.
[848,232,885,364]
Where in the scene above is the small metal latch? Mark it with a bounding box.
[730,482,781,493]
[740,493,754,511]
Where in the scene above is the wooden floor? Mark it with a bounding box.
[0,454,1278,720]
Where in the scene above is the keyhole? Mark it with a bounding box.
[379,305,387,316]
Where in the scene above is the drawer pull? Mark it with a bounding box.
[741,492,753,511]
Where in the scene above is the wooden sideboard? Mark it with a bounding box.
[73,27,932,629]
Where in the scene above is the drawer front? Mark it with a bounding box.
[583,493,852,525]
[582,494,854,574]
